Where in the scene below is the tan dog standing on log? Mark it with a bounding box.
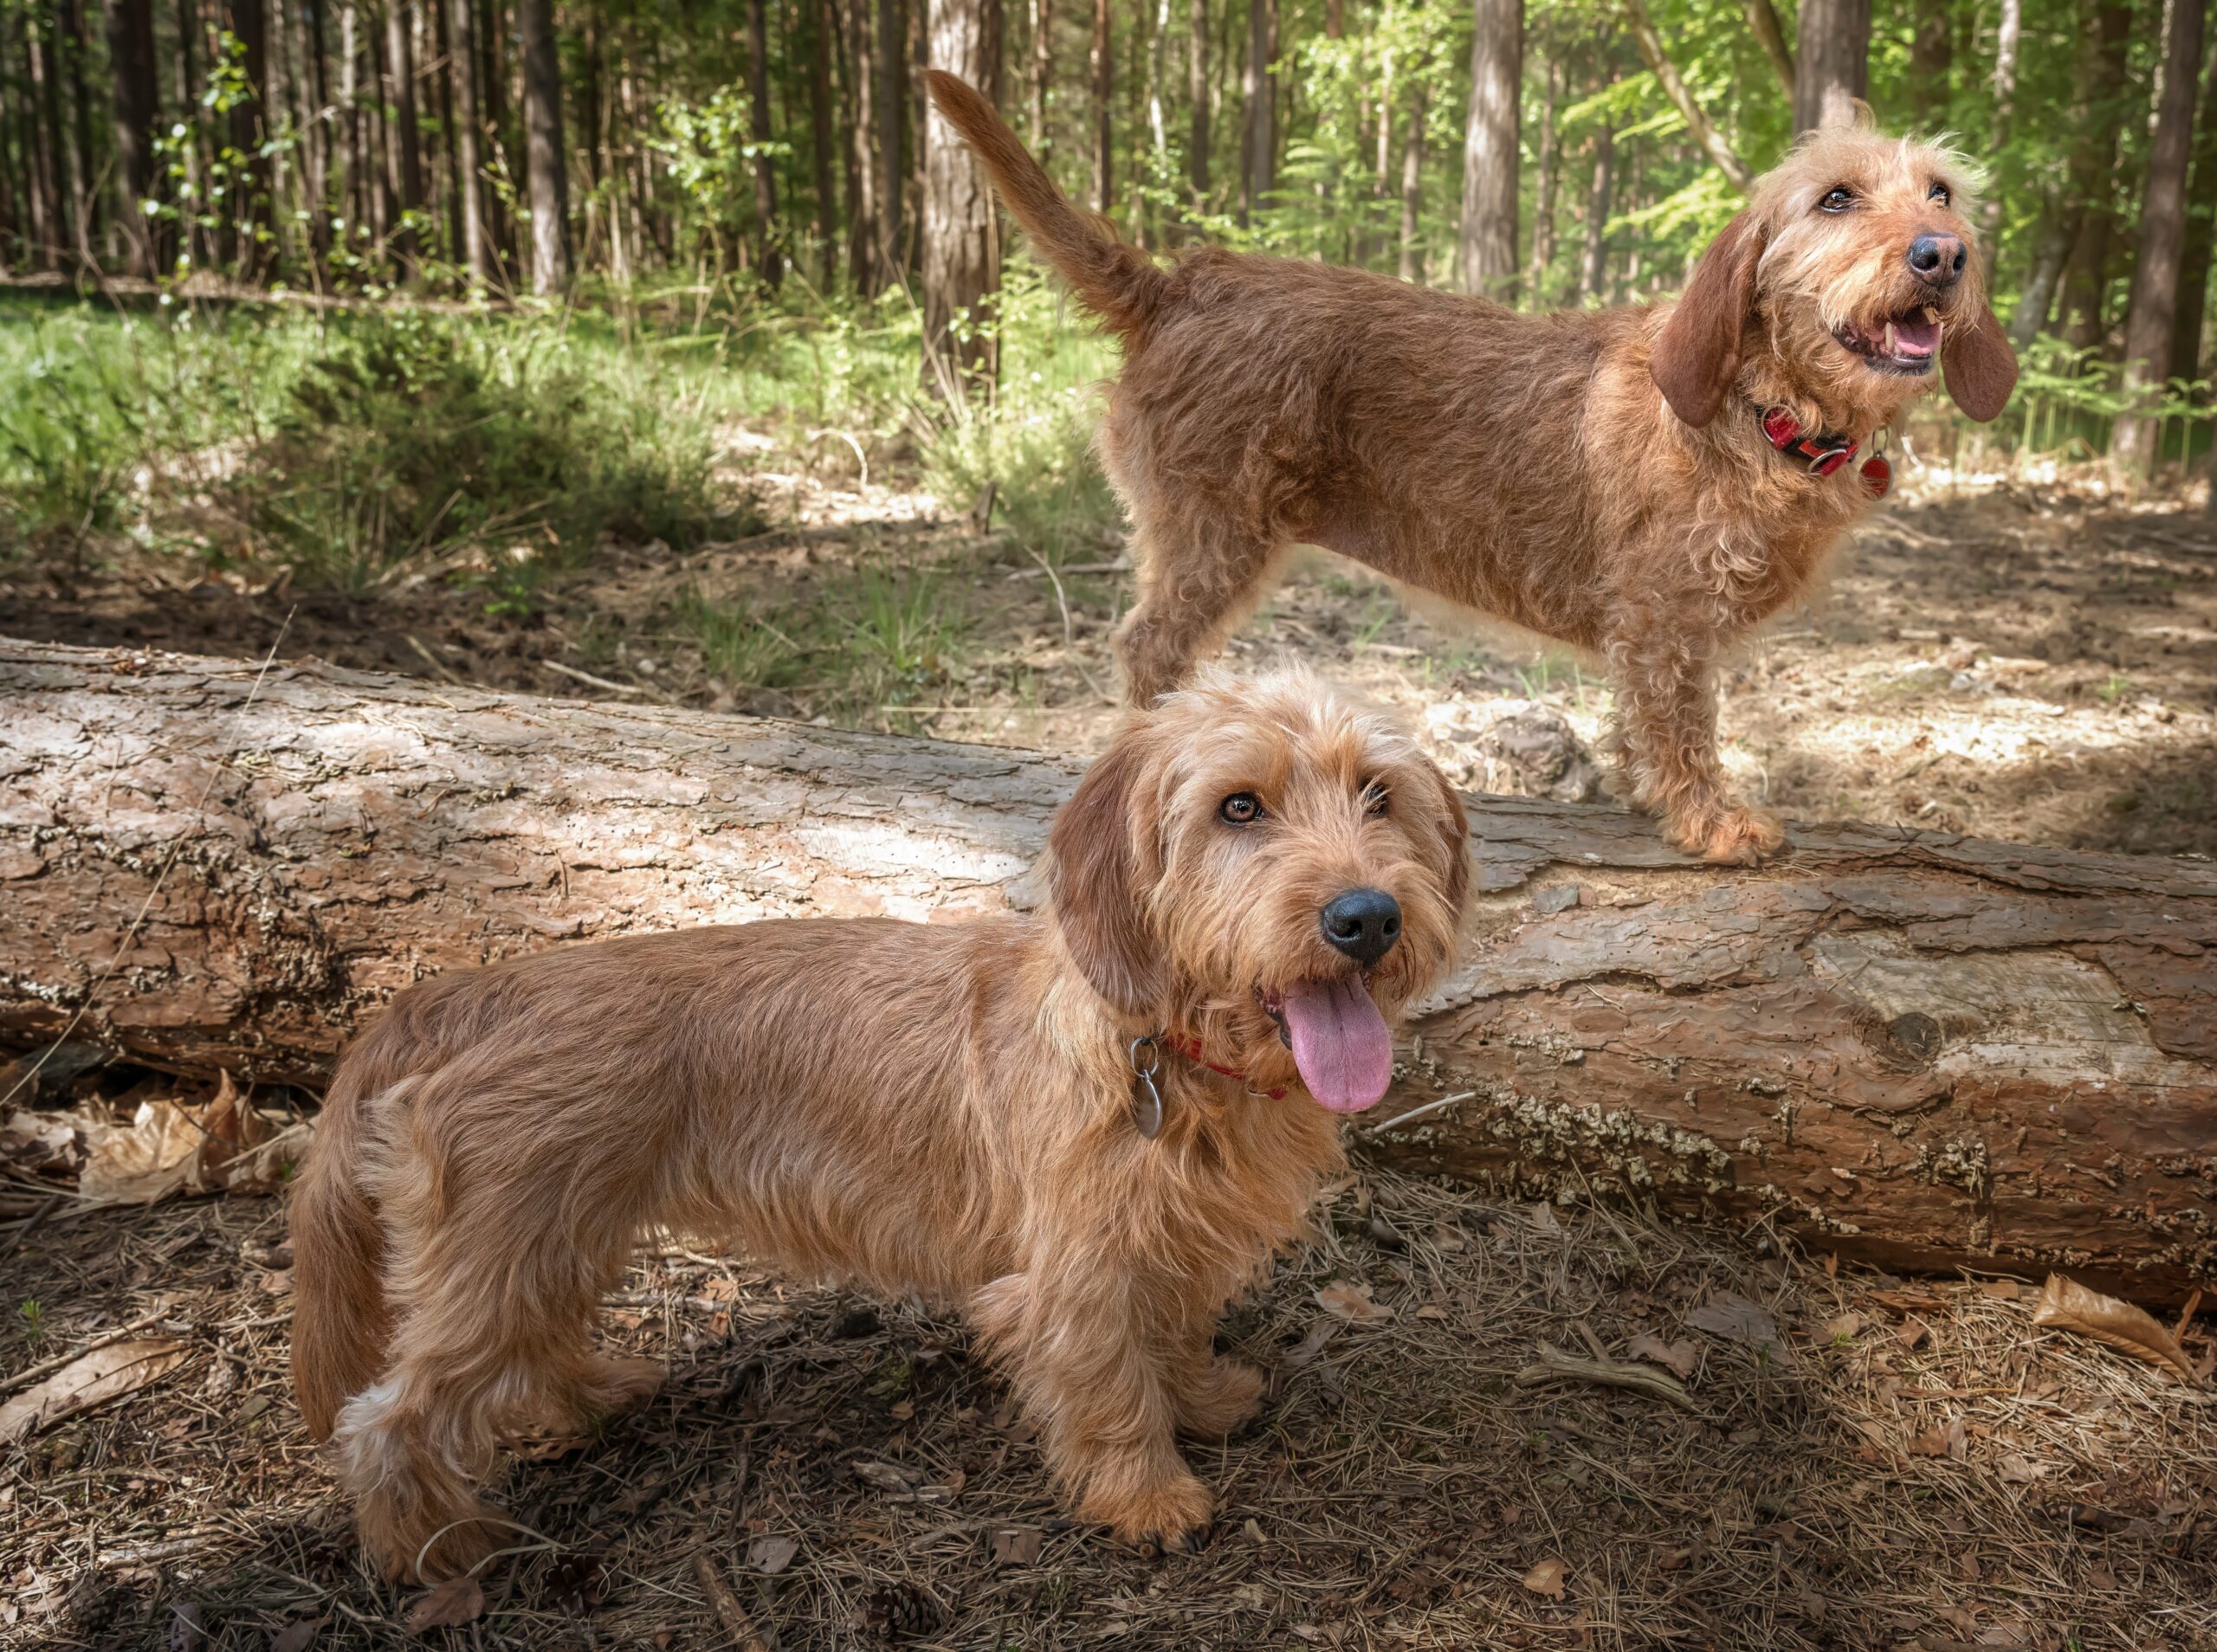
[923,73,2019,865]
[290,669,1469,1580]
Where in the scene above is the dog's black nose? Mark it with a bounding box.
[1320,887,1402,965]
[1907,233,1966,287]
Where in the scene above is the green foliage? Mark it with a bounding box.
[248,310,729,590]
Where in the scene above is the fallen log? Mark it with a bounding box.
[3,639,2212,1299]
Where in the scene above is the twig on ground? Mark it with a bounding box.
[691,1550,771,1651]
[539,658,649,697]
[1,1307,179,1396]
[1514,1335,1701,1412]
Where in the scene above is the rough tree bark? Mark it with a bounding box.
[1458,0,1519,299]
[3,642,2212,1300]
[100,0,161,276]
[447,0,489,287]
[1089,0,1111,211]
[2113,0,2207,472]
[1792,0,1869,138]
[518,0,569,294]
[1620,0,1751,194]
[747,0,785,290]
[1186,0,1208,213]
[383,0,425,278]
[923,0,1003,393]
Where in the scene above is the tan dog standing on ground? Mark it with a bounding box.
[923,74,2019,865]
[290,669,1470,1581]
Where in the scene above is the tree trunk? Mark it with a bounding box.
[1742,0,1794,94]
[1029,0,1051,156]
[227,0,270,275]
[2170,32,2217,388]
[449,0,489,287]
[475,0,513,277]
[433,0,462,270]
[843,0,881,293]
[2113,0,2207,471]
[809,0,839,290]
[875,0,904,277]
[2009,203,2081,352]
[383,0,424,278]
[747,0,784,289]
[1971,0,2020,287]
[3,638,2211,1301]
[1239,0,1274,224]
[1397,81,1424,283]
[1792,0,1869,137]
[100,0,162,275]
[922,0,1002,395]
[1458,0,1518,300]
[1523,55,1557,298]
[1908,0,1952,128]
[1089,0,1110,212]
[1579,117,1612,305]
[518,0,567,294]
[55,0,99,263]
[1186,0,1207,215]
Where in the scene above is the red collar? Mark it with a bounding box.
[1756,404,1891,498]
[1164,1032,1289,1100]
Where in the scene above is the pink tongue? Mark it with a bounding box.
[1892,315,1940,356]
[1280,977,1395,1113]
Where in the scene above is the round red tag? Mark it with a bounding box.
[1860,455,1891,499]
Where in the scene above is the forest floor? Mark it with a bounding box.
[5,429,2217,1650]
[5,1154,2214,1652]
[3,441,2214,858]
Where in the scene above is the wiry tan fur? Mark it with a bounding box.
[290,670,1470,1582]
[923,74,2019,865]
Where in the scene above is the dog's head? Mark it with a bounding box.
[1048,668,1469,1115]
[1651,113,2017,432]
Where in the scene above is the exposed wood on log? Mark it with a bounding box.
[2,639,2212,1300]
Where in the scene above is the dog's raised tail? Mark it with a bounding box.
[923,71,1167,338]
[289,1055,399,1442]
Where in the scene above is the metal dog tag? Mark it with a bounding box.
[1128,1036,1165,1139]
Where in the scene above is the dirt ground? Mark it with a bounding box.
[4,451,2216,1649]
[2,456,2213,860]
[4,1152,2214,1652]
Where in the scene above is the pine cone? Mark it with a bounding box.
[855,1579,949,1642]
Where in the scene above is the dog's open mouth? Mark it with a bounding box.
[1256,978,1393,1113]
[1834,307,1942,374]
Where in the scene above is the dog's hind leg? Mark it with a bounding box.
[1113,508,1289,707]
[335,1129,648,1580]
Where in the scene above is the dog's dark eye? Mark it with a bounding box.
[1218,791,1264,824]
[1819,185,1856,213]
[1361,781,1391,817]
[1928,182,1950,207]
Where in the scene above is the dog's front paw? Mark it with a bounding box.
[1085,1470,1215,1556]
[1670,802,1785,866]
[1175,1357,1265,1440]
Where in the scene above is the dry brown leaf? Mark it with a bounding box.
[1521,1557,1567,1599]
[1995,1452,2047,1484]
[1281,1320,1340,1371]
[404,1575,485,1632]
[2,1108,81,1178]
[1315,1280,1391,1325]
[78,1097,202,1201]
[1626,1334,1697,1379]
[988,1526,1044,1566]
[1905,1416,1967,1459]
[1686,1291,1783,1352]
[746,1535,798,1575]
[851,1460,924,1493]
[1898,1316,1933,1350]
[1824,1313,1864,1342]
[0,1338,190,1442]
[2032,1274,2198,1383]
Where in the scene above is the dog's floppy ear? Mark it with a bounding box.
[1942,304,2018,423]
[1651,210,1766,429]
[1048,732,1164,1019]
